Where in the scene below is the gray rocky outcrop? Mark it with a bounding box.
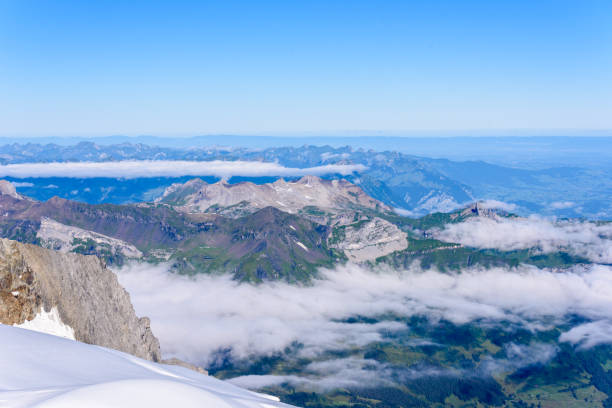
[37,217,143,259]
[330,217,408,262]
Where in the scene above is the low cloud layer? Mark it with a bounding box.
[0,160,366,179]
[116,262,612,374]
[434,216,612,263]
[560,321,612,349]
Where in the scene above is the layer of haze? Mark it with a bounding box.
[1,1,611,136]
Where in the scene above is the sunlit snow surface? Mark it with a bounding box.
[13,307,76,340]
[0,324,293,408]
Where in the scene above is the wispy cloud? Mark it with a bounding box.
[0,160,367,179]
[228,358,398,391]
[479,343,558,375]
[434,216,612,263]
[560,320,612,349]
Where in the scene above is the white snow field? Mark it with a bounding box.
[0,324,294,408]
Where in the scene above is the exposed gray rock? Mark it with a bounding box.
[157,175,390,224]
[0,238,160,361]
[37,217,143,259]
[331,217,408,262]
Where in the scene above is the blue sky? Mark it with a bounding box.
[0,0,611,137]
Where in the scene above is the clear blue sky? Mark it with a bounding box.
[1,0,611,137]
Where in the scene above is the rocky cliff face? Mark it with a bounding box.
[37,217,143,259]
[0,238,161,361]
[330,217,408,262]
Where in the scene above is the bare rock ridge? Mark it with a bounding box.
[0,238,161,361]
[157,175,391,217]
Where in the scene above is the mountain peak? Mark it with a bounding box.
[0,180,24,200]
[158,176,391,219]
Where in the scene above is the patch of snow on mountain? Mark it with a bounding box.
[14,307,75,340]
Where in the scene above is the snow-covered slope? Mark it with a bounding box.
[0,324,294,408]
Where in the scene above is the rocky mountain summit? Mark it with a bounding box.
[157,175,391,223]
[0,238,161,361]
[0,179,28,200]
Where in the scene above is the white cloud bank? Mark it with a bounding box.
[434,216,612,263]
[116,262,612,371]
[0,160,367,179]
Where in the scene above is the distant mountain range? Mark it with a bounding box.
[1,135,611,168]
[1,141,611,218]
